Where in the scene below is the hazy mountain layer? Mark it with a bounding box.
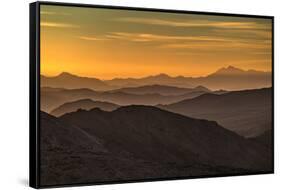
[41,66,271,91]
[109,85,210,96]
[41,86,215,112]
[41,72,112,91]
[50,99,120,117]
[160,88,272,137]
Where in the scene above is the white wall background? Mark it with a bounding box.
[0,0,279,189]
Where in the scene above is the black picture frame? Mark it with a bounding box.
[30,1,274,188]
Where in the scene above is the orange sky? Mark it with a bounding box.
[40,5,272,79]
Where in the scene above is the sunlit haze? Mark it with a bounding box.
[40,5,272,79]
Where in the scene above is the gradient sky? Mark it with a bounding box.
[40,5,272,79]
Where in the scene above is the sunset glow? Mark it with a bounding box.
[40,5,272,79]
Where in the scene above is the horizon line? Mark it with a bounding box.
[41,65,271,80]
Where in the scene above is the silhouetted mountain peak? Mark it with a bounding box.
[194,85,210,92]
[89,107,104,112]
[227,65,239,70]
[57,72,77,78]
[74,107,105,115]
[158,73,170,77]
[151,73,171,79]
[213,66,244,75]
[114,105,162,113]
[211,66,269,77]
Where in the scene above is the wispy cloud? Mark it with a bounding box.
[77,31,270,53]
[106,32,233,42]
[213,28,272,40]
[40,11,71,16]
[78,36,109,41]
[41,11,55,15]
[41,22,79,28]
[115,17,268,30]
[160,41,270,51]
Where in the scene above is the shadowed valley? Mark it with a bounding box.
[41,106,272,185]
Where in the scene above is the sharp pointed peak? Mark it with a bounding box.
[214,65,244,74]
[194,85,210,91]
[226,65,238,69]
[222,65,243,71]
[57,72,76,77]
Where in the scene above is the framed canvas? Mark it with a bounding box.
[29,1,274,188]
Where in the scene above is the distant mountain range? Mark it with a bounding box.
[50,99,120,117]
[109,84,211,96]
[40,106,272,185]
[41,66,271,91]
[41,85,215,112]
[41,72,112,91]
[105,73,193,89]
[42,84,272,139]
[190,66,271,90]
[159,87,272,138]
